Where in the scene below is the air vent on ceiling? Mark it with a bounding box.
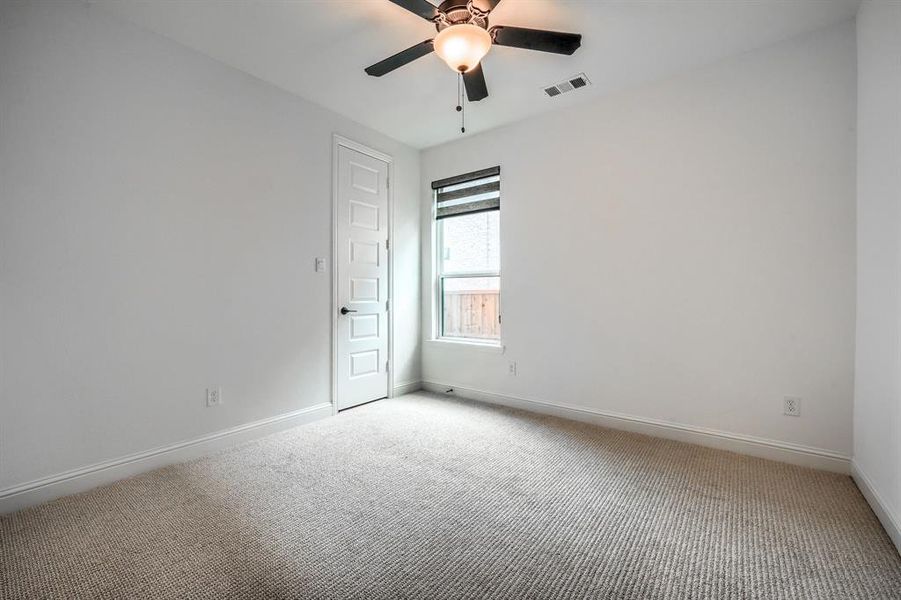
[543,73,591,98]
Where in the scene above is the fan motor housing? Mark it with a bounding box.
[436,1,489,31]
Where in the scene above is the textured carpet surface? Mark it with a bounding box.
[1,393,899,599]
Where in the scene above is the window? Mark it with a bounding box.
[433,167,501,343]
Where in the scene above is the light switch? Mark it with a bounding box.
[315,257,327,273]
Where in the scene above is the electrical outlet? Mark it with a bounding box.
[508,361,517,376]
[783,396,801,417]
[206,387,222,407]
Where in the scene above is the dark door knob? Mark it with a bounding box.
[340,307,357,315]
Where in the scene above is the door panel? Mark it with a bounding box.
[350,277,379,302]
[336,145,389,410]
[350,314,379,340]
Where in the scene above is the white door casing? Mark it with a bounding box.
[334,141,390,410]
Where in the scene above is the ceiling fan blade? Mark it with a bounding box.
[387,0,440,21]
[463,63,489,102]
[490,26,582,55]
[365,40,434,77]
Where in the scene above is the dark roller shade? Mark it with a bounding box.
[433,167,500,220]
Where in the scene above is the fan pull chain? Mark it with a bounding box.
[456,72,466,134]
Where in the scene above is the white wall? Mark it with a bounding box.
[421,23,857,461]
[853,0,901,551]
[0,0,420,495]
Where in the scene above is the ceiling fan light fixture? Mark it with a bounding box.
[433,24,492,73]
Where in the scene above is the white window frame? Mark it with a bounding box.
[432,189,502,349]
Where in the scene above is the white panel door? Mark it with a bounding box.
[336,145,389,410]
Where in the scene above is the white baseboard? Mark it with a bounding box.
[421,381,851,474]
[0,402,333,515]
[851,460,901,555]
[393,380,422,396]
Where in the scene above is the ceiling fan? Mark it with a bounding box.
[365,0,583,102]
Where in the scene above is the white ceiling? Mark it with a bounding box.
[94,0,860,149]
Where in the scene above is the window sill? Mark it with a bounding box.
[425,339,506,354]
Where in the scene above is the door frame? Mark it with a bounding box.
[331,134,395,415]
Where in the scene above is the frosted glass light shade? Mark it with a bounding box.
[433,24,492,73]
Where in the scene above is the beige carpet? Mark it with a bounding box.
[1,392,899,599]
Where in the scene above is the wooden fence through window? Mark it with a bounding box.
[443,291,500,340]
